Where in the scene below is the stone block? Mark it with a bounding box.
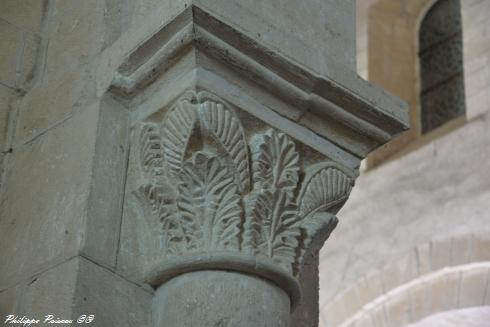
[416,243,431,276]
[13,41,88,143]
[0,283,24,320]
[354,276,372,307]
[450,235,474,265]
[462,0,490,30]
[13,256,151,326]
[126,0,356,77]
[473,235,490,262]
[430,271,460,313]
[18,259,78,317]
[341,285,363,319]
[323,298,348,327]
[362,270,384,305]
[485,272,490,306]
[351,313,375,327]
[0,105,99,289]
[318,315,327,327]
[0,19,22,88]
[466,88,489,120]
[369,304,388,327]
[0,0,46,33]
[385,291,411,327]
[381,251,418,292]
[430,238,451,271]
[73,257,152,327]
[13,0,108,143]
[0,18,39,92]
[48,0,105,58]
[465,61,489,98]
[458,266,488,308]
[81,98,129,267]
[409,281,432,323]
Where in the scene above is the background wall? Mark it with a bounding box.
[0,1,152,323]
[319,0,490,326]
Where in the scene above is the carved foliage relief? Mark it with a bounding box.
[134,91,354,275]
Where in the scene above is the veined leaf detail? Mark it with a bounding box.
[244,190,300,272]
[242,191,272,254]
[161,99,197,177]
[199,101,250,194]
[177,154,241,251]
[252,129,299,200]
[299,163,353,219]
[139,123,164,180]
[137,184,194,256]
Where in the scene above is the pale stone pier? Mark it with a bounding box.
[0,1,407,326]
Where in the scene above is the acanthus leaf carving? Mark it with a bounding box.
[136,184,189,256]
[199,100,251,194]
[244,190,300,272]
[139,123,164,181]
[295,163,353,268]
[133,92,355,283]
[252,130,299,201]
[177,153,241,251]
[299,163,353,219]
[161,98,197,178]
[244,129,302,272]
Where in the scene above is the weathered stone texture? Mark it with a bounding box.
[0,19,23,88]
[0,106,99,289]
[408,306,490,327]
[329,263,490,327]
[73,257,152,327]
[82,99,129,267]
[153,271,290,327]
[122,0,356,75]
[320,2,490,320]
[462,0,490,119]
[291,256,320,327]
[320,114,490,308]
[0,1,408,326]
[1,257,151,326]
[458,266,488,308]
[0,85,12,160]
[18,258,78,317]
[13,0,107,143]
[0,0,46,33]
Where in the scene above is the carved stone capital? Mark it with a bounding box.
[130,90,354,306]
[103,3,409,325]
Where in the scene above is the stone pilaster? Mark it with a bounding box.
[100,4,409,326]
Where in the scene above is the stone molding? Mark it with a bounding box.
[323,233,490,326]
[340,262,490,327]
[134,90,354,306]
[109,5,408,159]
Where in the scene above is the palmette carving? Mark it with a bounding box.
[199,101,250,194]
[161,98,197,178]
[178,154,241,251]
[134,91,355,277]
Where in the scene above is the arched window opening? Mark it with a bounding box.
[419,0,466,134]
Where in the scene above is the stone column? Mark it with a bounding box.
[0,1,408,326]
[102,3,408,326]
[135,89,355,326]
